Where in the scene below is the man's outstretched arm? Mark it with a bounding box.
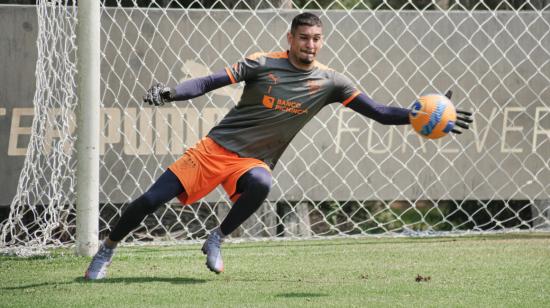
[143,69,232,106]
[346,91,473,134]
[345,92,410,125]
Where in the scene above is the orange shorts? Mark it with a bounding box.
[168,137,270,205]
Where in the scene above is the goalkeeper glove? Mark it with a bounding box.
[444,90,473,135]
[143,83,174,106]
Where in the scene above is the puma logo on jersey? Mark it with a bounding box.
[267,73,279,84]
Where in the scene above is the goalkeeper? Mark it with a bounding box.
[85,12,472,279]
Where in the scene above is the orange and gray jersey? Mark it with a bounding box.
[207,51,360,169]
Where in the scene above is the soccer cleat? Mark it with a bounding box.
[201,228,225,274]
[84,243,115,280]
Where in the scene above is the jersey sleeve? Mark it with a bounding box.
[331,72,360,106]
[225,53,265,84]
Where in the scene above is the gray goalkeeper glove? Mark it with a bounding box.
[444,90,474,135]
[143,83,174,106]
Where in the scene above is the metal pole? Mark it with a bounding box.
[76,0,100,256]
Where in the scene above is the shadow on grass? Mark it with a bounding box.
[76,276,207,285]
[2,277,206,290]
[220,233,550,251]
[222,238,460,251]
[81,233,550,256]
[4,233,546,259]
[0,255,52,261]
[73,238,470,256]
[275,292,327,298]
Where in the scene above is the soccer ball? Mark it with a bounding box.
[409,94,457,139]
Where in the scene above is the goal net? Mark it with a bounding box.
[2,0,550,253]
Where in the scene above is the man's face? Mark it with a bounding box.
[287,25,323,66]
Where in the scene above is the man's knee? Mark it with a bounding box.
[244,168,272,197]
[138,191,162,214]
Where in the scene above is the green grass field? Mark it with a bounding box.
[1,234,549,307]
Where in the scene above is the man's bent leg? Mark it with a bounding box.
[202,167,272,274]
[85,169,185,280]
[220,167,272,235]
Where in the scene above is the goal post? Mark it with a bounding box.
[1,1,550,255]
[75,0,101,257]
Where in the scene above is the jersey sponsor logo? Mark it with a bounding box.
[262,95,308,115]
[262,95,276,109]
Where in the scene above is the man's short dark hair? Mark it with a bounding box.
[290,13,322,34]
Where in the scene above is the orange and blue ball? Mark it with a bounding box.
[409,94,457,139]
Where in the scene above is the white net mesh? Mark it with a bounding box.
[1,2,78,250]
[2,0,550,253]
